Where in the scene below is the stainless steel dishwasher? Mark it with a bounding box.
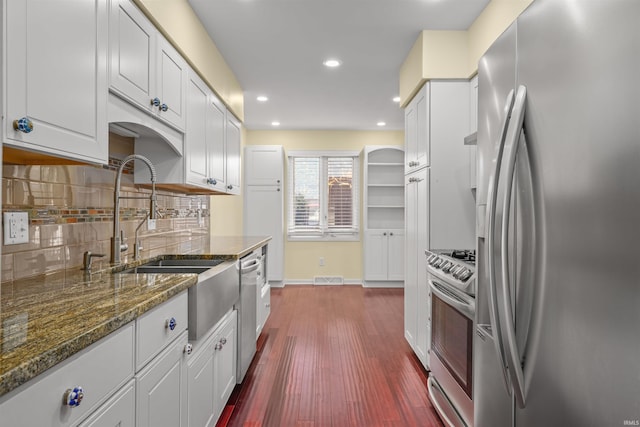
[236,249,259,383]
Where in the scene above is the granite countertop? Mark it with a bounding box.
[0,235,271,398]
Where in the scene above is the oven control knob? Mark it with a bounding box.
[449,265,460,275]
[454,268,467,279]
[442,261,452,271]
[460,270,473,282]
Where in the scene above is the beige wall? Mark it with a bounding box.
[247,130,403,283]
[134,0,244,120]
[399,0,534,106]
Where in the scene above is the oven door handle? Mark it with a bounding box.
[498,84,528,409]
[430,280,475,320]
[486,89,515,395]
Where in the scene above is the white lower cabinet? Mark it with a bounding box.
[78,380,136,427]
[257,283,271,337]
[136,330,189,427]
[186,309,238,427]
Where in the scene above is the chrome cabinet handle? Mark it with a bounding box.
[160,103,168,112]
[63,386,84,407]
[13,117,34,133]
[150,97,161,107]
[166,317,177,331]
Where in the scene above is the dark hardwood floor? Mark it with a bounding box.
[216,285,444,427]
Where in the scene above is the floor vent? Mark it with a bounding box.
[313,276,344,285]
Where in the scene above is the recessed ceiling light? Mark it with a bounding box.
[392,96,401,103]
[257,95,268,102]
[377,122,386,127]
[323,59,342,68]
[271,121,280,127]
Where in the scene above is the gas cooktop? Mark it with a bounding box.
[425,249,476,296]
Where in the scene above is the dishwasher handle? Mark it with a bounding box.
[241,258,260,273]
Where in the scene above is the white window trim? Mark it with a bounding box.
[287,150,360,242]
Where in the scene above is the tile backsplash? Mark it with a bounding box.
[1,160,210,282]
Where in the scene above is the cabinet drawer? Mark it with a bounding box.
[136,291,188,371]
[0,323,135,427]
[77,379,135,427]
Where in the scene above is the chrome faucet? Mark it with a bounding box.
[111,154,158,264]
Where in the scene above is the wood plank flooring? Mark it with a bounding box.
[217,286,444,427]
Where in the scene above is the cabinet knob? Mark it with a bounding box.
[166,317,177,331]
[390,232,394,236]
[160,103,168,112]
[276,180,281,184]
[13,117,34,133]
[63,386,84,407]
[220,338,227,345]
[265,303,271,308]
[277,188,281,192]
[227,185,233,190]
[207,178,217,185]
[214,342,223,351]
[184,343,193,355]
[150,97,161,107]
[383,232,387,236]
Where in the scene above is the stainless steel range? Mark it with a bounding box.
[425,249,476,427]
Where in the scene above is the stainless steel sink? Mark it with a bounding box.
[117,258,239,341]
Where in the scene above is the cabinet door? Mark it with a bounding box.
[386,230,405,281]
[109,0,155,112]
[136,331,188,427]
[186,339,216,427]
[185,74,210,187]
[4,0,108,164]
[244,187,283,281]
[245,146,284,186]
[207,96,227,192]
[213,311,237,421]
[156,36,187,131]
[404,177,418,348]
[225,113,242,195]
[78,380,136,427]
[404,84,429,173]
[414,169,430,368]
[258,283,271,336]
[364,230,388,281]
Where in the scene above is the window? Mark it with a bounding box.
[288,151,359,240]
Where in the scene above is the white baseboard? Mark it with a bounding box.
[282,278,363,286]
[363,280,404,288]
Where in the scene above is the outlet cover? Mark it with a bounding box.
[4,212,29,245]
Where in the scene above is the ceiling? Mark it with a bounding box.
[188,0,490,131]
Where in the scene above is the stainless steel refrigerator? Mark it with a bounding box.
[474,1,640,426]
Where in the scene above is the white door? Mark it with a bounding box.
[207,96,227,192]
[186,340,216,427]
[245,146,284,186]
[156,36,187,131]
[185,75,209,187]
[244,186,284,281]
[5,0,108,164]
[136,333,187,427]
[386,230,405,281]
[364,230,388,281]
[109,0,155,112]
[225,113,242,194]
[213,312,237,420]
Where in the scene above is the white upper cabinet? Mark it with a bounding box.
[404,84,429,174]
[224,112,242,195]
[3,0,109,164]
[245,146,285,186]
[136,70,241,195]
[109,0,187,131]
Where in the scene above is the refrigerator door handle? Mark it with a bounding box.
[486,89,515,395]
[498,84,528,409]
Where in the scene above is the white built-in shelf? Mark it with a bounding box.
[364,146,405,231]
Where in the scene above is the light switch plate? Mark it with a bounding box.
[4,211,30,245]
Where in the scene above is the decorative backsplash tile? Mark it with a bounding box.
[2,159,210,282]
